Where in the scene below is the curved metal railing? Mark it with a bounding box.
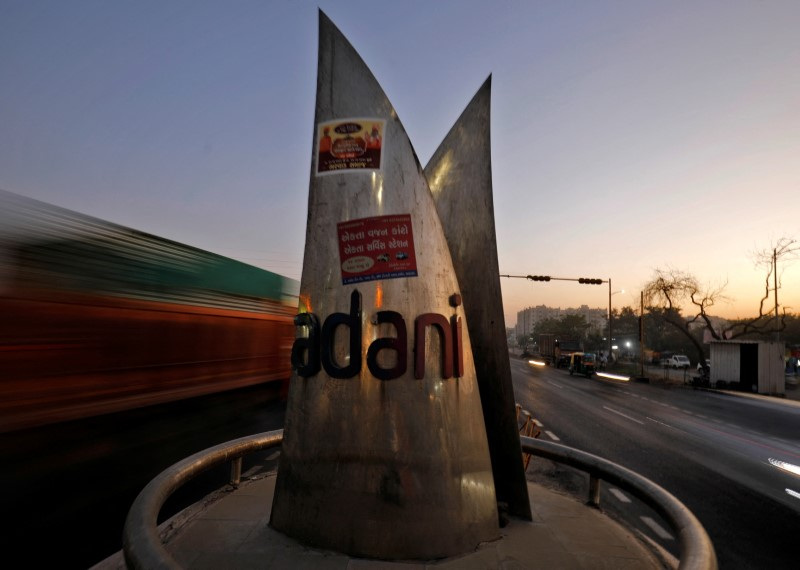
[123,429,284,570]
[520,436,717,569]
[123,429,716,570]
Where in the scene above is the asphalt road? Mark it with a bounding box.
[511,356,800,569]
[0,383,287,570]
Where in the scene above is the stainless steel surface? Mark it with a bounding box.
[269,12,498,560]
[230,457,242,487]
[425,78,531,521]
[520,436,718,570]
[588,474,600,507]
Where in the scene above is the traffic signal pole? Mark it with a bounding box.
[499,274,604,285]
[500,273,610,359]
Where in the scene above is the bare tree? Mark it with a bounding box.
[642,268,717,369]
[643,236,798,374]
[751,237,800,326]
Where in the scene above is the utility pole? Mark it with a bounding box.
[640,291,645,378]
[774,248,780,342]
[608,278,612,365]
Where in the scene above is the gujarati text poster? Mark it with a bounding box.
[337,214,417,284]
[317,118,385,174]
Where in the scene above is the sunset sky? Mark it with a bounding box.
[2,1,798,327]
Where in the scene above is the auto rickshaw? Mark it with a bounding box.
[568,352,596,377]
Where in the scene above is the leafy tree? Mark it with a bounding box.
[533,314,591,340]
[532,317,562,338]
[780,313,800,345]
[585,330,606,352]
[611,306,639,338]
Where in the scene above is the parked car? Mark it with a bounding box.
[662,354,691,369]
[697,359,711,373]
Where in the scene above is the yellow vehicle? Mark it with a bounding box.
[568,352,596,378]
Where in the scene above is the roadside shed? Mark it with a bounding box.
[709,340,784,395]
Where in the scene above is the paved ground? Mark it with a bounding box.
[105,475,668,570]
[637,362,800,403]
[95,358,800,569]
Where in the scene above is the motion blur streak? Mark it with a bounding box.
[0,190,298,432]
[769,458,800,477]
[596,372,631,382]
[528,359,546,366]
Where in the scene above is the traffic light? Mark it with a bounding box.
[527,275,551,282]
[578,278,603,285]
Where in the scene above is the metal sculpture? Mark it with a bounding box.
[425,78,532,521]
[270,12,498,560]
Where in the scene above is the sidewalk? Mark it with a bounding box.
[104,474,668,569]
[628,363,800,404]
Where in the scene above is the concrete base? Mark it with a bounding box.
[97,473,669,569]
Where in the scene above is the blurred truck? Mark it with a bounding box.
[537,334,583,368]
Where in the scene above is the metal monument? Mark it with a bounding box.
[269,12,498,559]
[120,13,718,570]
[425,78,532,521]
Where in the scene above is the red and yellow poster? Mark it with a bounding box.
[337,214,417,284]
[317,118,385,175]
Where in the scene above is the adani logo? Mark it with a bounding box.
[291,290,464,381]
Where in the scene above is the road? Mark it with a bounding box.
[0,383,287,570]
[511,356,800,569]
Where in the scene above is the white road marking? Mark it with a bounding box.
[647,417,676,430]
[641,516,674,540]
[609,488,631,503]
[545,430,560,441]
[533,419,543,427]
[602,405,644,425]
[786,488,800,500]
[547,381,564,389]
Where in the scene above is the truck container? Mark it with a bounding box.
[537,334,582,368]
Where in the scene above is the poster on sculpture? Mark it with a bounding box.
[337,214,417,284]
[317,118,385,174]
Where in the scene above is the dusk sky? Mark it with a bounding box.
[2,1,799,327]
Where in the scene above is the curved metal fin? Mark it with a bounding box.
[425,77,532,520]
[270,11,498,560]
